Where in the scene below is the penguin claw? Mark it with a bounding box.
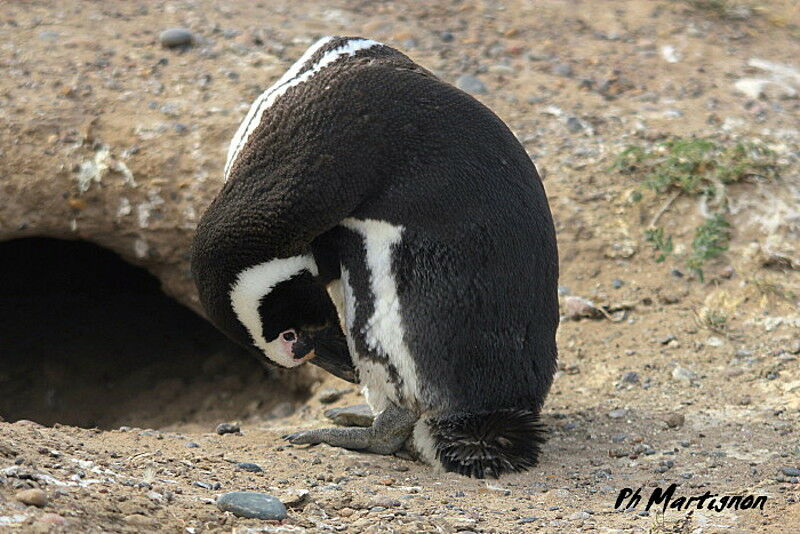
[282,430,319,445]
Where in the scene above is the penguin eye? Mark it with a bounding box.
[281,330,297,342]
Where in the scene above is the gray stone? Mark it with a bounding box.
[621,371,639,384]
[318,388,350,404]
[608,409,628,419]
[159,28,194,48]
[236,462,263,473]
[781,467,800,477]
[216,491,287,520]
[216,422,240,435]
[566,117,584,133]
[552,63,573,77]
[455,74,487,94]
[324,404,375,427]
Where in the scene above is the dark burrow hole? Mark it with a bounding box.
[0,238,302,430]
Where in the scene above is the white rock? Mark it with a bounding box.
[672,366,698,382]
[661,45,681,63]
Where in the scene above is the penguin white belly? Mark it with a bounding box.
[338,218,422,414]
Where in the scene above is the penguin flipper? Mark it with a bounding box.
[283,404,416,455]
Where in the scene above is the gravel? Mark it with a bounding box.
[216,491,287,520]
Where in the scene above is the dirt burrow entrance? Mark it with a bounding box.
[0,238,304,431]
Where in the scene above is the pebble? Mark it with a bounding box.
[216,422,240,435]
[664,413,685,429]
[186,441,200,448]
[566,117,584,133]
[570,511,591,520]
[781,467,800,477]
[621,371,639,384]
[455,74,487,94]
[236,462,263,473]
[15,489,48,507]
[672,366,698,382]
[159,28,194,48]
[608,409,628,419]
[216,491,287,520]
[193,481,221,490]
[324,404,374,427]
[552,63,573,77]
[562,296,601,320]
[612,278,624,289]
[318,388,349,404]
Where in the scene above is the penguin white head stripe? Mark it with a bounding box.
[229,255,319,367]
[223,36,383,181]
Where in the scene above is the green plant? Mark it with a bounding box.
[613,137,777,197]
[686,214,732,281]
[645,227,674,263]
[613,136,778,281]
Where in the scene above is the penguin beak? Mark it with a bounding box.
[292,326,358,384]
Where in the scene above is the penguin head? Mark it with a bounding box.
[191,242,355,381]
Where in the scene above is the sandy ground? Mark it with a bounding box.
[1,0,800,532]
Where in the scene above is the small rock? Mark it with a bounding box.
[318,388,349,404]
[562,296,601,320]
[612,279,624,289]
[781,467,800,477]
[552,63,573,77]
[608,409,628,419]
[570,511,591,521]
[159,28,194,48]
[368,496,401,508]
[621,371,639,384]
[324,404,374,427]
[236,462,263,473]
[440,32,454,42]
[735,78,797,100]
[455,74,487,94]
[566,117,584,133]
[339,507,355,517]
[216,422,240,435]
[279,489,309,508]
[15,488,48,507]
[660,45,681,63]
[664,413,685,429]
[672,366,698,382]
[557,285,571,296]
[216,491,287,520]
[186,441,200,448]
[193,481,221,490]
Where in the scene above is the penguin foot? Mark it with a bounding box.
[283,404,416,455]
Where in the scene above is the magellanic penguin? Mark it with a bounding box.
[191,36,559,479]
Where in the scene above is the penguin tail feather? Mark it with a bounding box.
[426,408,546,479]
